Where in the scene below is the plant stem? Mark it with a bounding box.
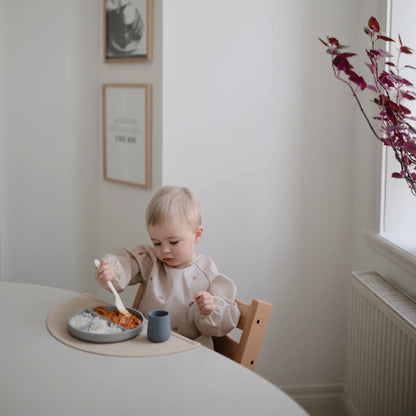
[352,93,382,141]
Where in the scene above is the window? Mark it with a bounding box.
[373,0,416,276]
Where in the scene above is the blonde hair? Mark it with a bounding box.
[145,186,201,229]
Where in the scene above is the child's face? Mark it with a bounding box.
[147,220,203,268]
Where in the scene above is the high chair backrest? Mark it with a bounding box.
[213,298,273,371]
[132,283,145,310]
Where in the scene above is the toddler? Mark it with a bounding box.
[95,186,240,347]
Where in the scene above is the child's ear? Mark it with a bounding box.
[194,226,204,243]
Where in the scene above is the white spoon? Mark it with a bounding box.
[94,259,131,316]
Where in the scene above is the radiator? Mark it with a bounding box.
[346,271,416,416]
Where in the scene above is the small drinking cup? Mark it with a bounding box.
[147,310,171,342]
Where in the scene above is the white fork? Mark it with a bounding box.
[94,259,131,316]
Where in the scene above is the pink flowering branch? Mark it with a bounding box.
[320,16,416,195]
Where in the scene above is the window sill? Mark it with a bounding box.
[364,230,416,277]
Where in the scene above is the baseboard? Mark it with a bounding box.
[279,384,350,416]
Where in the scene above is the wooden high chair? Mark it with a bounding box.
[132,283,145,310]
[132,284,272,371]
[213,298,272,371]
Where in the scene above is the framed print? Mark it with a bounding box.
[102,84,152,188]
[104,0,153,62]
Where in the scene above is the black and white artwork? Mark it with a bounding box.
[105,0,153,62]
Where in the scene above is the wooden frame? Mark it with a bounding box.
[102,83,152,188]
[104,0,153,63]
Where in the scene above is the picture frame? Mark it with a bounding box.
[104,0,153,63]
[102,84,152,188]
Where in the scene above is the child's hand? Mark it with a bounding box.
[194,291,214,315]
[96,260,117,284]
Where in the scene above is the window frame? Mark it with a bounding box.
[368,0,416,281]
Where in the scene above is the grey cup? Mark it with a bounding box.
[147,310,171,342]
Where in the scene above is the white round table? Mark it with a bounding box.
[0,282,309,416]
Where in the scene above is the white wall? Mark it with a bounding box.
[162,0,362,386]
[2,0,401,392]
[0,0,100,292]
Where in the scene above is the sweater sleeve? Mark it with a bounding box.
[193,272,240,337]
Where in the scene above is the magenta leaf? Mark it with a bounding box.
[401,78,414,87]
[377,35,395,42]
[328,37,339,45]
[402,92,416,100]
[349,72,367,90]
[402,142,416,156]
[400,45,413,54]
[368,49,381,57]
[400,105,411,115]
[336,52,357,59]
[379,72,395,88]
[333,55,354,72]
[319,37,329,47]
[376,49,393,57]
[368,16,380,32]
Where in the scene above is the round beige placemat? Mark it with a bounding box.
[46,293,199,357]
